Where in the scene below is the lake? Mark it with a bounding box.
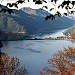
[2,40,75,75]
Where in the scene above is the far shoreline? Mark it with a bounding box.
[1,36,71,41]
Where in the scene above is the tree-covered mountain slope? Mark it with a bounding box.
[63,25,75,36]
[15,7,74,36]
[0,6,74,40]
[0,13,26,40]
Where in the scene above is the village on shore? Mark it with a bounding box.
[26,36,71,41]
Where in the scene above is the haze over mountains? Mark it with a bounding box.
[63,25,75,36]
[0,6,74,40]
[21,7,74,37]
[15,8,74,36]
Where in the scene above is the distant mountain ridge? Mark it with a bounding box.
[21,7,37,15]
[19,7,74,36]
[0,6,74,40]
[63,25,75,36]
[21,7,49,17]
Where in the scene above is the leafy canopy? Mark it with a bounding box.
[0,0,75,20]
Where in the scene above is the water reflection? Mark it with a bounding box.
[15,47,41,53]
[0,52,28,75]
[2,40,75,75]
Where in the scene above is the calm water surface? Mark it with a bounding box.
[2,40,75,75]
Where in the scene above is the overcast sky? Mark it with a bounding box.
[0,0,74,15]
[0,0,64,8]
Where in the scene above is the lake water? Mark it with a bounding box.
[2,40,75,75]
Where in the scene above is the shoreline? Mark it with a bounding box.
[26,36,71,40]
[1,36,71,41]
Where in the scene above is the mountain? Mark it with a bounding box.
[63,25,75,36]
[0,6,74,40]
[0,5,26,40]
[0,14,26,40]
[14,7,74,37]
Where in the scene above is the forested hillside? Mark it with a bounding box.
[0,13,26,40]
[63,25,75,36]
[0,5,74,40]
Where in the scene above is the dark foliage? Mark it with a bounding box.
[45,14,55,20]
[51,0,58,4]
[35,0,42,4]
[70,11,75,14]
[50,8,54,11]
[64,13,68,16]
[55,11,61,17]
[58,0,71,8]
[16,0,25,4]
[35,0,47,4]
[0,0,75,20]
[7,9,14,14]
[45,11,61,20]
[0,8,7,13]
[7,3,18,8]
[42,6,48,9]
[33,0,36,2]
[71,1,75,8]
[0,5,14,14]
[0,41,3,48]
[42,0,47,3]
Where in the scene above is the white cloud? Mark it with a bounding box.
[0,0,75,16]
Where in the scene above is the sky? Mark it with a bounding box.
[0,0,64,7]
[0,0,56,9]
[0,0,75,15]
